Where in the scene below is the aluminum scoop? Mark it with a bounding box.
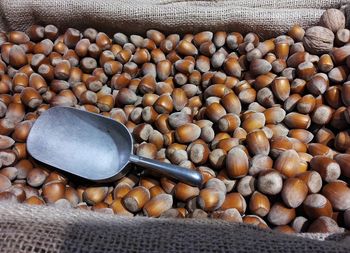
[27,107,203,186]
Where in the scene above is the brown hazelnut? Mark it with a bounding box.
[42,181,65,203]
[0,173,11,192]
[176,40,197,56]
[310,156,340,182]
[267,202,296,226]
[82,186,108,206]
[246,130,270,156]
[281,178,308,208]
[123,186,150,213]
[197,188,225,212]
[249,154,273,176]
[27,167,48,187]
[303,194,333,219]
[274,149,300,178]
[188,143,210,165]
[307,216,343,233]
[212,208,243,223]
[236,176,255,197]
[110,198,133,217]
[64,186,80,207]
[149,185,166,198]
[335,154,350,178]
[243,215,269,229]
[257,169,283,195]
[217,113,240,133]
[322,181,350,211]
[23,195,45,205]
[143,194,173,218]
[220,192,246,214]
[249,191,270,217]
[175,123,201,144]
[206,102,227,123]
[0,135,15,150]
[226,147,249,179]
[21,87,43,109]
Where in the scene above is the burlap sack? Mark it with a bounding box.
[0,0,349,38]
[1,0,350,252]
[1,202,350,253]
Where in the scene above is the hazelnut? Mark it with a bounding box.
[236,176,255,197]
[213,208,243,223]
[123,186,150,213]
[267,202,296,226]
[281,178,308,208]
[335,154,350,178]
[220,192,246,214]
[27,168,48,187]
[303,194,333,219]
[24,196,45,205]
[149,185,166,198]
[110,198,134,217]
[226,147,249,179]
[205,178,226,193]
[257,169,283,195]
[206,102,227,122]
[322,181,350,211]
[249,191,270,217]
[143,194,173,218]
[197,188,225,212]
[310,156,340,182]
[82,186,108,205]
[175,123,201,143]
[246,130,270,156]
[249,154,273,176]
[174,182,200,202]
[274,149,300,178]
[0,173,11,192]
[292,216,310,232]
[243,215,269,229]
[307,216,343,233]
[42,181,65,203]
[0,135,15,150]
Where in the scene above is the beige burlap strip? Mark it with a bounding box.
[0,203,349,253]
[0,0,349,38]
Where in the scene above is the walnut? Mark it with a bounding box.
[319,9,346,33]
[303,26,334,55]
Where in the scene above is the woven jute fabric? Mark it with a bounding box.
[1,0,350,252]
[0,0,349,38]
[0,203,349,253]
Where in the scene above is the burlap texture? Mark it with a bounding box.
[0,0,349,38]
[1,0,350,252]
[0,203,349,253]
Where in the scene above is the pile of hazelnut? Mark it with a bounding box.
[0,8,349,233]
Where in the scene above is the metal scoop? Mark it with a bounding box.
[27,107,203,186]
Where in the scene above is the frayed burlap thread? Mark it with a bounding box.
[0,0,349,38]
[0,203,350,253]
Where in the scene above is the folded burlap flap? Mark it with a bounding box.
[0,0,349,38]
[0,203,349,253]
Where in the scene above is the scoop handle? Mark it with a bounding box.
[129,154,203,187]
